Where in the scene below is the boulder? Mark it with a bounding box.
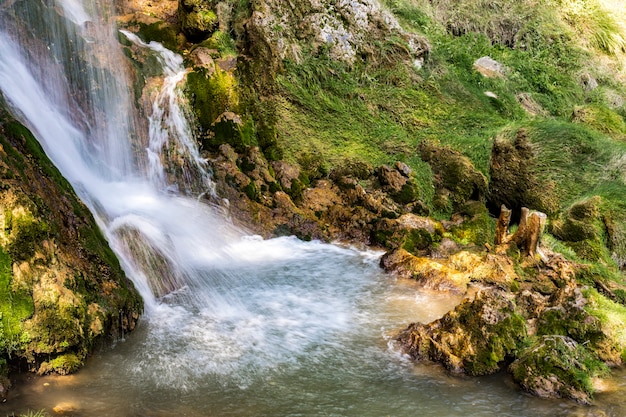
[510,335,608,404]
[397,287,527,375]
[473,56,506,78]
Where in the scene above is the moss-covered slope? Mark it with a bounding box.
[0,106,142,398]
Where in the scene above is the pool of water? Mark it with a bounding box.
[2,237,622,417]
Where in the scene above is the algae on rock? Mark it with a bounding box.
[0,109,142,384]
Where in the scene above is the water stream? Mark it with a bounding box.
[0,0,625,416]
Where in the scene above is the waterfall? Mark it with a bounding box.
[0,0,238,310]
[0,0,386,390]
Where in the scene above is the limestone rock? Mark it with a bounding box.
[473,56,506,78]
[246,0,429,65]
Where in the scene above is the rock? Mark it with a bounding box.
[245,0,429,65]
[580,73,598,91]
[53,401,79,414]
[516,93,547,116]
[419,142,487,212]
[0,108,141,389]
[397,287,527,376]
[376,164,421,205]
[381,248,471,293]
[510,335,607,404]
[216,56,237,72]
[189,46,216,74]
[210,111,244,148]
[473,56,506,78]
[271,160,300,190]
[178,0,218,41]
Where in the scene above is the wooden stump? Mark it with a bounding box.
[497,205,547,257]
[495,204,511,245]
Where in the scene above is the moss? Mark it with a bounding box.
[0,247,34,351]
[185,68,240,140]
[463,311,527,376]
[243,182,259,201]
[38,353,83,375]
[200,30,237,57]
[401,228,441,255]
[135,21,184,52]
[511,335,609,402]
[584,288,626,358]
[393,181,421,205]
[537,306,603,345]
[449,211,496,247]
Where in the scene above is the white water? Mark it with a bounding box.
[0,1,625,416]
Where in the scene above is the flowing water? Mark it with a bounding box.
[0,1,625,416]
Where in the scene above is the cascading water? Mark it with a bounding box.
[1,1,626,416]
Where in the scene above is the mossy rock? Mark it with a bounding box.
[37,353,83,376]
[397,288,527,375]
[419,142,487,212]
[488,128,559,217]
[178,0,218,42]
[448,210,495,247]
[0,109,142,382]
[185,67,240,137]
[510,335,608,404]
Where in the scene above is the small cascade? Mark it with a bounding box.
[121,30,214,195]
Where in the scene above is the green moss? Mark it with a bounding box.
[401,228,441,254]
[185,68,241,142]
[0,246,34,351]
[464,310,527,376]
[243,182,259,201]
[38,353,83,375]
[511,335,609,401]
[136,21,183,51]
[584,288,626,354]
[449,211,496,247]
[200,30,237,57]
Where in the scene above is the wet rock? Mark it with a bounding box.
[510,335,608,404]
[397,287,527,376]
[0,109,141,386]
[53,401,79,414]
